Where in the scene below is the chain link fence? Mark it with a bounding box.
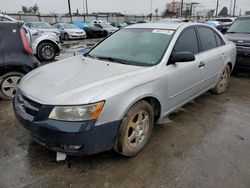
[7,13,163,24]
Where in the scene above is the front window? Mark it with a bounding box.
[33,22,52,29]
[88,28,174,66]
[227,18,250,34]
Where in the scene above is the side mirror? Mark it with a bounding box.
[169,52,195,64]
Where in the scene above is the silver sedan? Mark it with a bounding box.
[14,23,236,157]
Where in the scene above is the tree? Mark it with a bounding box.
[218,7,229,17]
[21,4,39,14]
[32,4,39,13]
[245,11,250,15]
[207,9,215,17]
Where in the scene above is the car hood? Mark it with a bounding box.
[65,28,84,33]
[224,33,250,42]
[19,56,147,105]
[36,28,60,34]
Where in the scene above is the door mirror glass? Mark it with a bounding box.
[169,52,195,64]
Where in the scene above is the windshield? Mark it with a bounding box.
[33,22,52,29]
[63,24,77,29]
[88,28,174,66]
[227,18,250,34]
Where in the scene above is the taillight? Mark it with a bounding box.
[20,28,32,54]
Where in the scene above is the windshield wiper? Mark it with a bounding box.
[94,56,131,65]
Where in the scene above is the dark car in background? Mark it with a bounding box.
[93,22,119,35]
[82,22,106,38]
[72,20,105,38]
[0,22,39,100]
[225,16,250,72]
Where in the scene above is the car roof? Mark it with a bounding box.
[125,22,197,30]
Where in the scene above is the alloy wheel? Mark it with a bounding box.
[1,76,21,98]
[126,110,149,148]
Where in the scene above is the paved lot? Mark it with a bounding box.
[0,40,250,188]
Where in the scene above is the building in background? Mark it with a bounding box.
[166,1,191,16]
[192,4,209,18]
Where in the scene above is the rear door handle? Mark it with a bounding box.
[199,62,205,68]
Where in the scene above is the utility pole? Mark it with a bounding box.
[215,0,219,17]
[150,0,153,21]
[67,0,72,23]
[229,0,233,16]
[85,0,88,14]
[82,0,85,14]
[233,0,237,17]
[180,0,184,17]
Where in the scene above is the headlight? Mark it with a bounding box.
[49,101,104,121]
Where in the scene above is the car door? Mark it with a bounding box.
[196,26,225,90]
[166,27,205,109]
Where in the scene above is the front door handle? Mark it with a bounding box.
[199,61,205,68]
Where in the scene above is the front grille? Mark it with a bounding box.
[17,93,42,117]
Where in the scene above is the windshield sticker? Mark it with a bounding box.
[152,30,174,35]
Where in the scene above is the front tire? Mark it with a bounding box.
[114,101,154,157]
[0,72,24,100]
[37,42,56,62]
[212,64,231,94]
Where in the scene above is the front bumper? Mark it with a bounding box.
[235,50,250,71]
[69,33,87,39]
[13,92,120,155]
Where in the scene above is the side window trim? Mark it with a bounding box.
[214,32,225,47]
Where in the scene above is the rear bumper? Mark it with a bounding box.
[13,93,120,155]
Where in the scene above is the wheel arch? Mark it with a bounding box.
[227,62,233,72]
[37,40,60,54]
[121,95,162,122]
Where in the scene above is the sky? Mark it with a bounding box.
[1,0,250,16]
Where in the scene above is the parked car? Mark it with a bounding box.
[0,22,39,100]
[110,22,128,29]
[0,13,18,22]
[205,20,221,27]
[53,23,86,40]
[82,22,107,38]
[211,18,235,25]
[14,23,236,157]
[91,20,111,25]
[224,16,250,72]
[94,22,119,35]
[25,27,61,61]
[24,22,61,40]
[72,20,106,38]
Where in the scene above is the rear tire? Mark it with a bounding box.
[212,65,231,94]
[0,72,24,100]
[114,101,154,157]
[37,42,56,62]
